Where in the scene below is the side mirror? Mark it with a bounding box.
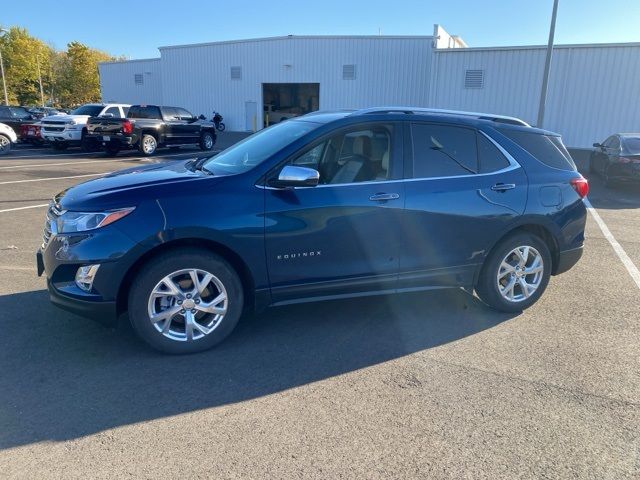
[269,165,320,188]
[101,113,114,118]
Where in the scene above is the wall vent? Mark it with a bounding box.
[343,64,356,80]
[231,66,242,80]
[134,73,144,85]
[464,69,484,88]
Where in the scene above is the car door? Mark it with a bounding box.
[264,122,404,303]
[603,136,621,175]
[161,107,181,144]
[398,122,527,289]
[593,136,613,174]
[175,108,200,143]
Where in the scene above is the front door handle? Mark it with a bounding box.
[369,193,400,201]
[491,183,516,192]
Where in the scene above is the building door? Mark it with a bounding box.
[245,101,257,132]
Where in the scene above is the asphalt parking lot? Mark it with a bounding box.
[0,140,638,479]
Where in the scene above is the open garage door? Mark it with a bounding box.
[263,83,319,128]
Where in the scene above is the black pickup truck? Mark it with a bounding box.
[86,105,217,156]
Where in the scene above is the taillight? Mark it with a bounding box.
[122,120,133,135]
[570,176,589,198]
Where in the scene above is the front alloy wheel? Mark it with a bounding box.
[148,268,228,342]
[128,249,244,354]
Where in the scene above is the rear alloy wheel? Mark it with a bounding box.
[0,134,11,155]
[199,131,215,151]
[476,233,551,313]
[128,249,243,354]
[139,134,157,156]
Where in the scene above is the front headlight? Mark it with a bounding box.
[56,207,135,233]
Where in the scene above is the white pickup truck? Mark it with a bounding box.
[40,103,130,150]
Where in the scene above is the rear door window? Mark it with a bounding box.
[477,133,510,173]
[102,106,121,118]
[127,106,162,119]
[499,129,576,171]
[162,107,179,121]
[411,124,478,178]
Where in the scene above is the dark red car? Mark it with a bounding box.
[20,123,43,145]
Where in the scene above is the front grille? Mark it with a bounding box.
[42,124,65,132]
[42,202,64,248]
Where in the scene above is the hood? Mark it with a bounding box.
[55,159,218,210]
[41,114,90,124]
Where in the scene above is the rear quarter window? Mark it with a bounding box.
[499,129,576,171]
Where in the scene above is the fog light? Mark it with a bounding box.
[75,264,100,292]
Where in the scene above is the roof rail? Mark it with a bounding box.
[351,107,530,127]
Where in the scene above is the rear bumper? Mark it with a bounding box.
[86,132,137,148]
[553,245,583,275]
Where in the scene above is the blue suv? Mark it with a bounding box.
[37,108,588,353]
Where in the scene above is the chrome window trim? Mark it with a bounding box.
[258,130,521,190]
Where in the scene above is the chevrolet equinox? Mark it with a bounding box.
[37,108,588,354]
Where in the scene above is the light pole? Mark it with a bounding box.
[537,0,559,128]
[0,28,8,106]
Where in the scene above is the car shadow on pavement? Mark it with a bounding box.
[0,288,515,450]
[583,174,640,210]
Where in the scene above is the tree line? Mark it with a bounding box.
[0,26,122,108]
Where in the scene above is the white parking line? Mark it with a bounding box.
[585,198,640,289]
[0,158,130,170]
[0,204,48,213]
[0,173,106,185]
[0,151,215,170]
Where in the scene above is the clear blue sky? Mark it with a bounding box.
[4,0,639,58]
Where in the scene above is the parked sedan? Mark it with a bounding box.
[590,133,640,187]
[0,105,37,135]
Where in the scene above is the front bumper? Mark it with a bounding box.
[37,226,139,326]
[45,276,117,326]
[553,245,583,275]
[43,129,82,142]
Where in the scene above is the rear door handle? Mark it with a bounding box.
[491,183,516,192]
[369,193,400,201]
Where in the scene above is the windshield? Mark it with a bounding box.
[71,105,104,116]
[202,120,318,175]
[622,136,640,155]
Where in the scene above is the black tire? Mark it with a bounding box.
[52,142,67,150]
[139,133,158,156]
[475,232,552,313]
[128,248,244,354]
[105,144,120,157]
[0,134,11,155]
[199,131,215,151]
[217,122,226,132]
[80,130,97,152]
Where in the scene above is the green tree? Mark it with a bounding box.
[57,41,112,107]
[0,27,52,106]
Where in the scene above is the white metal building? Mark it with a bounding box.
[99,25,640,148]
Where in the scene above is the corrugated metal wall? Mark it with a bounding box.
[158,36,433,131]
[429,44,640,147]
[99,58,163,105]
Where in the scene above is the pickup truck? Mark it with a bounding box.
[86,105,217,156]
[40,103,130,150]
